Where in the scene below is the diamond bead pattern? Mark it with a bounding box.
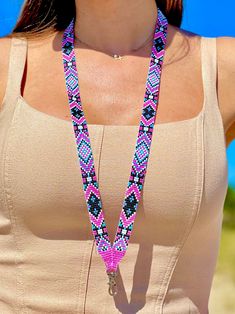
[62,8,168,273]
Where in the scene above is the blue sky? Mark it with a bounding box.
[0,0,235,187]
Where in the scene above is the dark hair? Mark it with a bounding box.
[12,0,183,37]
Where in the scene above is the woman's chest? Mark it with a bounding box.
[2,102,208,245]
[23,38,204,127]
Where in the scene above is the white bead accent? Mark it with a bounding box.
[78,125,83,130]
[98,229,103,235]
[134,177,139,182]
[122,229,127,235]
[144,127,148,131]
[149,95,153,99]
[87,176,92,182]
[68,62,72,66]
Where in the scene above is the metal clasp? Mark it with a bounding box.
[107,271,118,296]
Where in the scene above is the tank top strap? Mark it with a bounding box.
[3,37,27,114]
[200,36,218,115]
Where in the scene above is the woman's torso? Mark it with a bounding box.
[0,30,228,313]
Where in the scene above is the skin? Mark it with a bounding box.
[0,0,235,148]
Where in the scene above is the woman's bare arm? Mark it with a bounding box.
[226,121,235,147]
[217,36,235,142]
[0,37,11,109]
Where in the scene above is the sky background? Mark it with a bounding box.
[0,0,234,188]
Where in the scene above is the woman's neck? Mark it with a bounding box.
[75,0,158,56]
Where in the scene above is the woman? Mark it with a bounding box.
[0,0,234,313]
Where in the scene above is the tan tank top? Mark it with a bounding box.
[0,36,228,314]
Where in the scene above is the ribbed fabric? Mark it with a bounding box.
[0,36,228,313]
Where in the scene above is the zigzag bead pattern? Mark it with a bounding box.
[62,8,168,279]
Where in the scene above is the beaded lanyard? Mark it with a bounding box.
[62,8,168,296]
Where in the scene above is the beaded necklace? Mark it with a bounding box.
[62,8,168,296]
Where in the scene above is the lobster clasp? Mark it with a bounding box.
[107,271,118,296]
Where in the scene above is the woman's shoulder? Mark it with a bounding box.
[216,36,235,135]
[0,36,12,108]
[0,35,12,55]
[167,26,235,135]
[0,32,54,109]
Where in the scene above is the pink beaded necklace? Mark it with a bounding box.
[62,8,168,296]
